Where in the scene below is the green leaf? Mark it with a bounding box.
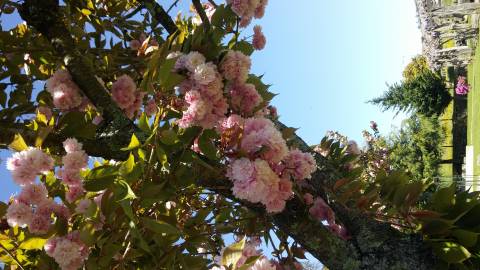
[129,221,151,253]
[452,229,478,247]
[231,41,254,56]
[431,184,456,213]
[432,242,471,263]
[221,237,246,268]
[160,130,179,145]
[19,237,47,250]
[122,134,141,151]
[138,113,151,133]
[155,146,169,169]
[421,218,453,235]
[84,165,118,191]
[114,180,137,201]
[9,134,28,151]
[81,8,92,16]
[198,129,218,160]
[140,217,181,238]
[120,201,136,221]
[119,153,135,176]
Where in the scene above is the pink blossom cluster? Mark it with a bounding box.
[111,74,145,119]
[226,0,268,27]
[45,231,89,270]
[174,52,228,129]
[253,25,266,50]
[7,193,70,235]
[455,76,469,95]
[225,116,317,213]
[7,190,69,235]
[309,197,348,240]
[6,148,54,186]
[283,149,317,181]
[46,70,83,110]
[229,82,263,115]
[220,50,252,83]
[58,138,88,203]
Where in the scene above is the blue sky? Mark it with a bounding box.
[0,0,421,265]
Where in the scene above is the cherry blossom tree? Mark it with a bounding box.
[0,1,480,270]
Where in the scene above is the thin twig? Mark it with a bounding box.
[167,0,181,13]
[0,242,25,270]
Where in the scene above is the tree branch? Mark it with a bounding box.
[142,0,178,35]
[192,0,211,31]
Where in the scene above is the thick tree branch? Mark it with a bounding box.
[192,0,211,31]
[142,0,178,35]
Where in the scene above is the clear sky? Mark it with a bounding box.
[0,0,421,265]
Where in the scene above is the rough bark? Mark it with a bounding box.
[11,0,441,269]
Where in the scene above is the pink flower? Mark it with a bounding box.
[75,199,92,214]
[145,99,158,117]
[251,257,276,270]
[329,223,349,240]
[253,25,266,50]
[51,82,83,110]
[6,148,54,186]
[303,193,314,205]
[456,76,469,95]
[124,90,145,119]
[46,70,72,91]
[63,138,83,154]
[193,62,218,85]
[229,83,263,115]
[219,114,245,133]
[62,151,88,171]
[28,214,52,235]
[309,197,335,224]
[227,0,267,27]
[111,75,137,110]
[58,169,82,186]
[237,240,262,267]
[6,200,33,227]
[66,185,85,203]
[184,51,206,72]
[92,115,103,125]
[227,158,290,213]
[254,0,268,18]
[36,199,56,216]
[45,231,89,270]
[241,117,289,163]
[53,203,71,220]
[18,183,48,205]
[283,150,317,181]
[220,50,251,83]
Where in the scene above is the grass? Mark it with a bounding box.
[467,34,480,177]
